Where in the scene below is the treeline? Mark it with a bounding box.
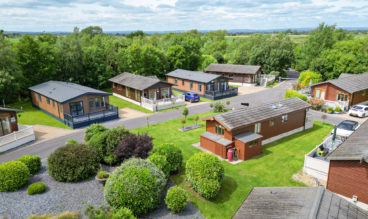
[1,23,368,104]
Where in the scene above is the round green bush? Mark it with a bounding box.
[97,170,109,179]
[104,158,166,215]
[186,152,224,199]
[18,155,41,175]
[0,161,30,192]
[84,123,108,142]
[165,186,187,213]
[113,207,136,219]
[89,126,129,165]
[47,143,100,182]
[151,143,183,173]
[27,182,46,195]
[147,154,170,179]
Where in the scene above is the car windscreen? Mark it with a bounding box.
[337,122,356,131]
[193,94,198,97]
[353,106,363,110]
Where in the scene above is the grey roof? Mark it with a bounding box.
[166,69,222,83]
[201,132,233,146]
[328,120,368,161]
[109,72,170,91]
[233,187,368,219]
[215,97,311,130]
[205,64,261,75]
[0,107,22,113]
[235,132,263,143]
[312,73,368,94]
[338,73,354,79]
[29,81,110,103]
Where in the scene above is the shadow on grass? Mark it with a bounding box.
[213,176,238,204]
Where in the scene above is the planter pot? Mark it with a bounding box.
[95,175,108,186]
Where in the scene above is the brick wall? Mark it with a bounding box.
[327,160,368,204]
[31,91,63,119]
[351,89,368,105]
[234,139,262,160]
[200,135,227,159]
[167,76,205,95]
[312,83,351,103]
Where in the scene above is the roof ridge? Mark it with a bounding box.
[308,186,325,219]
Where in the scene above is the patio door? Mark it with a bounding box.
[320,90,325,100]
[69,101,84,117]
[0,117,11,136]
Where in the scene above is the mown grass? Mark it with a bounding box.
[133,114,333,219]
[6,99,71,129]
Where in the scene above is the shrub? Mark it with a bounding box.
[18,155,41,175]
[291,82,303,90]
[326,106,334,113]
[104,158,166,215]
[84,124,108,142]
[27,182,46,195]
[113,133,153,161]
[147,154,170,178]
[165,186,187,213]
[47,143,100,182]
[186,152,224,199]
[284,90,307,101]
[27,212,81,219]
[151,143,183,173]
[334,106,342,112]
[0,161,30,192]
[65,139,78,145]
[213,101,226,112]
[307,98,325,110]
[97,171,109,179]
[113,207,136,219]
[298,70,322,86]
[84,205,136,219]
[89,126,129,165]
[104,167,158,216]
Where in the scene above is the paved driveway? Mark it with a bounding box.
[0,81,294,163]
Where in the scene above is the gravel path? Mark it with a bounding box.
[0,163,204,219]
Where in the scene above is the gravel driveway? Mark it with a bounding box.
[0,163,204,219]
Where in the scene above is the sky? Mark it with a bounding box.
[1,0,368,32]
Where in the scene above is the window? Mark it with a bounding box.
[101,97,106,107]
[198,83,202,92]
[38,94,42,102]
[249,140,258,148]
[182,80,185,86]
[95,98,100,108]
[254,123,261,133]
[89,98,94,110]
[337,93,348,101]
[345,94,348,101]
[52,100,55,108]
[320,90,325,100]
[174,78,177,84]
[215,124,224,136]
[190,81,193,90]
[269,119,274,127]
[135,90,140,100]
[59,104,63,113]
[215,124,218,134]
[282,115,288,122]
[363,90,367,96]
[315,89,320,99]
[125,87,129,96]
[47,98,50,105]
[149,90,156,100]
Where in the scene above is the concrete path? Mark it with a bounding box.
[0,81,294,163]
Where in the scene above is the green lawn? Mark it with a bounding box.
[109,95,153,114]
[133,114,333,219]
[6,100,71,129]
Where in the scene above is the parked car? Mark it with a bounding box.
[331,120,360,138]
[348,104,368,118]
[184,92,200,102]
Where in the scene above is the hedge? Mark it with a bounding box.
[104,158,166,215]
[84,123,108,142]
[47,143,100,182]
[18,155,41,175]
[147,154,170,179]
[284,90,307,101]
[186,152,224,199]
[151,143,183,173]
[165,186,188,213]
[0,161,30,192]
[27,182,46,195]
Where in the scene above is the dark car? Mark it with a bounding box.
[184,92,200,102]
[331,120,360,138]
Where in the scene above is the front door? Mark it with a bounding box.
[69,101,84,117]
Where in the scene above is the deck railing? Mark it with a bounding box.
[141,94,185,111]
[64,104,119,128]
[0,125,35,148]
[205,87,238,98]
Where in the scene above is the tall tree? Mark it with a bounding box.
[167,45,188,71]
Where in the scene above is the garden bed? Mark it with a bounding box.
[178,124,202,132]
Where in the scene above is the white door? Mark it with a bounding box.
[320,90,325,100]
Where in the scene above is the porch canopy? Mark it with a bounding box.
[201,132,233,146]
[235,131,263,143]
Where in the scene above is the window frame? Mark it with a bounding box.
[95,98,100,108]
[46,98,50,105]
[254,123,261,133]
[190,81,193,90]
[269,119,274,127]
[38,94,42,102]
[282,115,288,122]
[52,100,55,108]
[89,98,95,110]
[198,83,202,92]
[182,79,185,86]
[174,78,177,85]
